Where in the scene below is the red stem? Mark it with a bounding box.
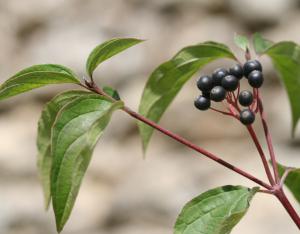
[84,81,300,229]
[123,105,271,189]
[247,125,275,185]
[88,84,272,190]
[276,189,300,229]
[210,107,232,116]
[257,93,280,183]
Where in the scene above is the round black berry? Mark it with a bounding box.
[248,70,264,88]
[194,96,211,110]
[240,109,255,125]
[212,68,228,86]
[243,60,262,77]
[202,91,210,98]
[210,86,226,102]
[238,90,253,106]
[229,64,244,79]
[197,75,213,92]
[221,75,239,91]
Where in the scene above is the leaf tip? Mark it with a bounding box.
[234,32,249,51]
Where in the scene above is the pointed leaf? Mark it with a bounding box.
[174,185,259,234]
[86,38,144,77]
[0,64,80,101]
[37,90,92,209]
[264,42,300,135]
[234,33,249,51]
[276,162,300,205]
[50,94,123,232]
[253,33,273,54]
[138,42,236,151]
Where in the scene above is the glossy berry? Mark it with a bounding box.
[240,109,255,125]
[197,75,213,92]
[229,64,243,79]
[238,90,253,106]
[221,75,239,91]
[243,60,262,77]
[248,70,264,88]
[210,86,226,102]
[212,68,228,85]
[194,96,211,110]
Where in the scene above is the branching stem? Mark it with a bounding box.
[83,79,300,229]
[86,82,272,189]
[257,92,280,183]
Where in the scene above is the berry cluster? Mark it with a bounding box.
[194,60,264,125]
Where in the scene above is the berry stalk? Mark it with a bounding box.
[84,81,272,190]
[246,125,275,185]
[257,93,280,183]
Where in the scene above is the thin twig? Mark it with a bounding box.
[210,107,233,116]
[257,91,280,183]
[85,83,272,190]
[247,125,275,185]
[259,189,274,195]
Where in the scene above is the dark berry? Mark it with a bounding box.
[243,60,262,77]
[202,91,210,98]
[197,75,213,92]
[229,64,244,79]
[221,75,239,91]
[210,86,226,102]
[194,96,211,110]
[248,70,264,88]
[238,90,253,106]
[212,68,228,86]
[240,109,255,125]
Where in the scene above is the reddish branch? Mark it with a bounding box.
[82,78,300,229]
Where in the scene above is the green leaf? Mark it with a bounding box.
[103,86,121,100]
[253,33,273,54]
[0,64,80,101]
[138,42,236,151]
[276,162,300,205]
[50,94,123,232]
[174,185,259,234]
[37,90,92,209]
[86,38,144,77]
[265,42,300,135]
[234,33,249,51]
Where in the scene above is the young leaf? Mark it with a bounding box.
[86,38,144,77]
[50,94,123,232]
[0,64,80,101]
[253,33,273,54]
[138,42,236,151]
[276,162,300,205]
[103,86,121,100]
[37,90,92,209]
[174,185,259,234]
[264,42,300,135]
[234,33,249,51]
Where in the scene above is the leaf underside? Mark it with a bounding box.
[37,90,92,209]
[0,64,80,101]
[265,42,300,135]
[138,41,236,152]
[174,185,259,234]
[50,94,123,232]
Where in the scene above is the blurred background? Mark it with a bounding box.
[0,0,300,233]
